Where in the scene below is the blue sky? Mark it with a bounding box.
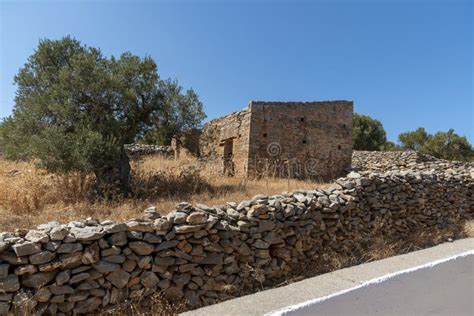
[1,0,472,142]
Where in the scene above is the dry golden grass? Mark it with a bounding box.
[0,155,325,231]
[464,220,474,237]
[2,155,470,315]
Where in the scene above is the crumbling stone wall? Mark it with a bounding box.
[248,101,353,179]
[199,101,353,180]
[352,150,471,174]
[200,108,252,176]
[171,129,202,158]
[0,158,472,314]
[125,144,173,159]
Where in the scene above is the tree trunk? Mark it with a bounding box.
[90,147,131,199]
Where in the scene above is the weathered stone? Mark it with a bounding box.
[29,251,55,265]
[103,254,126,264]
[106,270,130,289]
[122,260,137,274]
[140,271,159,288]
[25,230,49,243]
[12,241,41,256]
[50,294,65,303]
[67,290,89,302]
[127,220,155,232]
[258,220,276,232]
[101,246,121,257]
[253,239,270,249]
[0,264,9,279]
[33,287,51,302]
[57,243,83,254]
[49,226,69,241]
[175,224,206,234]
[0,274,20,292]
[143,232,161,243]
[163,286,184,300]
[166,211,187,224]
[186,212,208,225]
[154,218,171,233]
[56,270,70,285]
[38,260,61,272]
[49,284,74,295]
[69,272,90,284]
[201,253,223,265]
[70,226,104,241]
[92,261,121,274]
[73,296,102,313]
[82,242,100,264]
[0,253,27,265]
[0,242,9,252]
[105,234,123,249]
[103,222,128,234]
[129,241,154,255]
[0,302,10,314]
[155,240,179,252]
[14,264,37,275]
[59,252,83,269]
[45,240,61,251]
[21,271,57,288]
[57,301,74,313]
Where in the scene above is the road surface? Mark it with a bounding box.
[282,254,473,316]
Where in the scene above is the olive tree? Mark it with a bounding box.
[352,113,388,151]
[0,36,204,195]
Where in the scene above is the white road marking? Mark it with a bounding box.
[267,250,474,316]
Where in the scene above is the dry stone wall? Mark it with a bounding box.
[248,101,353,180]
[200,108,252,176]
[124,144,174,159]
[0,157,472,314]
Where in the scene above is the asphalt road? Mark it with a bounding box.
[286,254,474,316]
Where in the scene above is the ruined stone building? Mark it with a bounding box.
[199,100,353,180]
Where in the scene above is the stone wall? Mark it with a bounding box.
[352,150,472,175]
[125,144,174,159]
[171,129,202,158]
[248,101,353,180]
[199,108,252,176]
[199,101,353,180]
[0,158,472,314]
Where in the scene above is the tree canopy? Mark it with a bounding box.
[140,78,206,145]
[352,114,472,161]
[0,36,205,195]
[399,128,473,161]
[398,127,431,151]
[352,113,388,151]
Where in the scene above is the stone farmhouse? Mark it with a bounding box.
[198,100,353,180]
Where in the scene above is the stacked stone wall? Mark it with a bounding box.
[124,144,174,159]
[248,101,353,180]
[199,108,252,176]
[352,150,472,175]
[0,158,472,314]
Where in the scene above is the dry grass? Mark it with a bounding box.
[0,155,325,231]
[2,155,471,315]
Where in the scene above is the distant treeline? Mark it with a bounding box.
[353,113,473,162]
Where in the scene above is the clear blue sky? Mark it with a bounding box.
[1,0,472,143]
